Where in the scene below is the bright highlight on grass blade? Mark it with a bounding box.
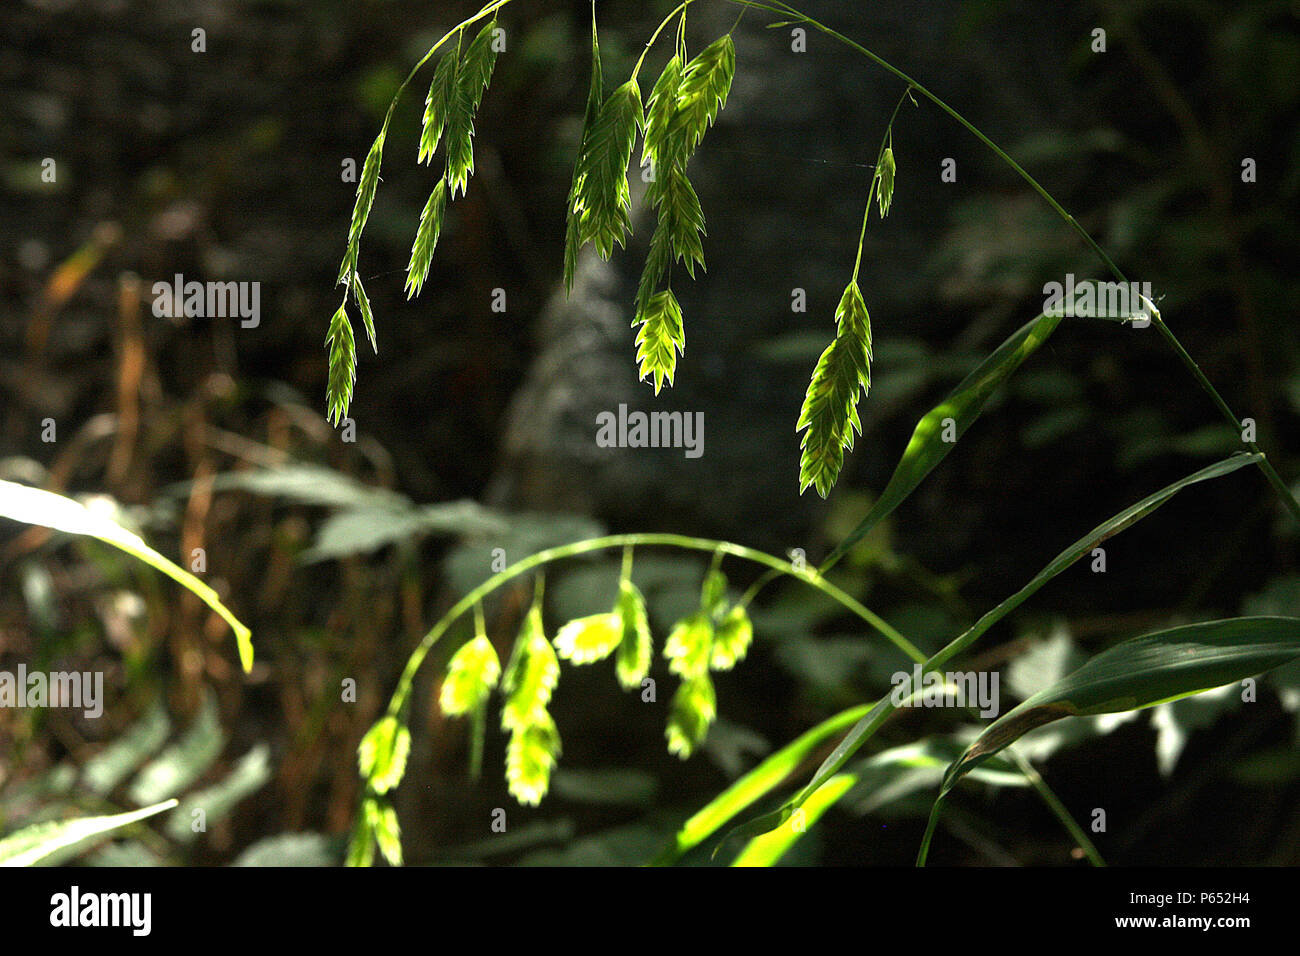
[942,616,1300,795]
[0,799,178,867]
[0,480,254,672]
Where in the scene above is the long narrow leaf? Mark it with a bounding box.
[0,800,178,867]
[941,616,1300,795]
[731,774,855,867]
[727,453,1262,846]
[823,310,1062,568]
[648,703,869,865]
[0,481,254,671]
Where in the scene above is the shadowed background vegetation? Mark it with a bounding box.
[2,0,1299,865]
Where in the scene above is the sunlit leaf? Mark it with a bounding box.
[649,704,871,865]
[0,800,177,867]
[940,616,1300,795]
[824,310,1063,563]
[128,691,224,806]
[0,480,254,671]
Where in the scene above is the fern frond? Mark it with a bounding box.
[666,672,716,759]
[573,79,644,259]
[405,179,448,299]
[418,41,461,165]
[632,288,685,394]
[796,282,872,497]
[563,28,604,293]
[325,299,356,427]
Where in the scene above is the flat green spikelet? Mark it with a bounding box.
[666,672,716,759]
[649,163,706,277]
[357,716,410,795]
[710,604,753,671]
[573,79,644,260]
[439,633,501,717]
[553,611,623,664]
[796,281,872,497]
[353,276,377,353]
[338,130,386,285]
[458,19,500,113]
[405,179,448,299]
[325,299,356,427]
[444,75,477,198]
[563,28,605,292]
[615,578,653,689]
[505,710,561,805]
[877,146,896,218]
[419,43,460,165]
[664,35,735,160]
[501,605,559,731]
[643,54,684,170]
[633,288,685,394]
[501,603,562,805]
[664,610,713,680]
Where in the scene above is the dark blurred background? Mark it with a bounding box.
[2,0,1299,865]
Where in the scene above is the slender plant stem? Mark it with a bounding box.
[385,532,920,714]
[852,86,912,282]
[726,0,1300,527]
[632,2,694,83]
[1005,747,1105,867]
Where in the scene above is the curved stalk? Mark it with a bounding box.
[385,532,920,715]
[726,0,1300,527]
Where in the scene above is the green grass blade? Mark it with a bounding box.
[943,616,1300,795]
[731,773,855,866]
[647,703,869,865]
[822,310,1062,568]
[0,480,254,671]
[734,454,1262,845]
[0,800,178,867]
[926,453,1263,672]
